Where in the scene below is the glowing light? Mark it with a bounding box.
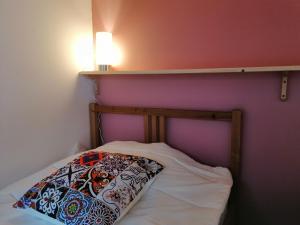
[73,34,94,71]
[111,42,123,66]
[96,32,113,66]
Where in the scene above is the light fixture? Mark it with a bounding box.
[96,32,113,71]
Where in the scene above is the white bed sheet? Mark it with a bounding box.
[0,141,232,225]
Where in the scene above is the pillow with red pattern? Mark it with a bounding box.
[14,150,164,225]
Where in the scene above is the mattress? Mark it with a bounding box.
[0,141,232,225]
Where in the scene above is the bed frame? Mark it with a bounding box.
[89,103,242,224]
[89,103,242,178]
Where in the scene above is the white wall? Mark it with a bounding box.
[0,0,94,189]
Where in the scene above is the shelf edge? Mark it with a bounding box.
[79,65,300,76]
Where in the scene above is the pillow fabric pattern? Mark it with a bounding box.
[14,150,164,225]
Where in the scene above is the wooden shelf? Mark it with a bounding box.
[79,65,300,77]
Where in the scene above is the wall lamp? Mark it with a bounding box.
[96,32,113,71]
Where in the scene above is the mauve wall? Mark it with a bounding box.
[92,1,300,225]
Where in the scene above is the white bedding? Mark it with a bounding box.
[0,141,232,225]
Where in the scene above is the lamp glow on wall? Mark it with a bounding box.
[96,32,113,71]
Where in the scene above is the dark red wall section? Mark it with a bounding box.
[92,1,300,224]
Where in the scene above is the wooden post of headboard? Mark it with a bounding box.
[89,103,100,148]
[230,110,242,179]
[226,110,242,225]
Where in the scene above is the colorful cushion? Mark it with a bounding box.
[14,150,164,225]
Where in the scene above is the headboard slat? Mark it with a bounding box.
[144,115,151,143]
[159,116,166,142]
[151,115,158,142]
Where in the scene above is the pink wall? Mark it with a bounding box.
[92,1,300,225]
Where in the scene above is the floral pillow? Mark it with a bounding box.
[14,150,164,225]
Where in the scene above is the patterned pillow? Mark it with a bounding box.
[14,150,164,225]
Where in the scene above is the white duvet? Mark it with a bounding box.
[0,141,232,225]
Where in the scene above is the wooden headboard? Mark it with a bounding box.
[89,103,242,179]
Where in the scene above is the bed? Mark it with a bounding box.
[0,103,242,225]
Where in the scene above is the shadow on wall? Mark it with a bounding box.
[238,182,268,225]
